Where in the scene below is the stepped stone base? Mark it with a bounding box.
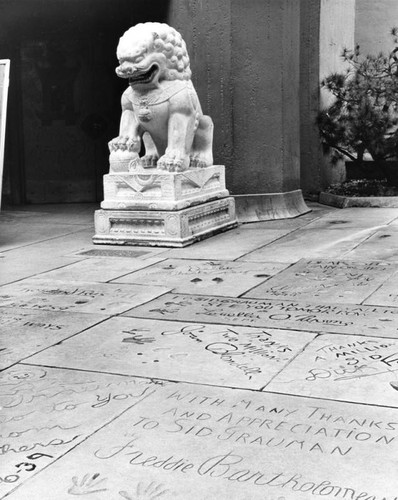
[101,165,228,211]
[93,197,237,247]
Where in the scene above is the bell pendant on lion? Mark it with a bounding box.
[109,22,214,172]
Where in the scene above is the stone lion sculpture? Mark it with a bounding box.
[109,22,214,172]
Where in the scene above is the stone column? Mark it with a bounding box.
[230,0,308,221]
[169,0,309,221]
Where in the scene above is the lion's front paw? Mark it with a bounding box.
[141,154,159,168]
[189,154,208,169]
[157,151,189,172]
[108,136,140,153]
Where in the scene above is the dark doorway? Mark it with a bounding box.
[0,0,169,205]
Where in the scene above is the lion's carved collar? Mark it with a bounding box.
[129,80,191,108]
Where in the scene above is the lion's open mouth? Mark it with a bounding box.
[128,65,158,85]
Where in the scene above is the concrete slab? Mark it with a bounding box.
[0,365,158,497]
[0,210,50,221]
[0,221,108,285]
[1,227,96,257]
[363,272,398,307]
[0,228,170,286]
[308,207,398,228]
[0,308,106,370]
[0,221,92,252]
[112,259,288,297]
[2,203,97,225]
[239,227,381,263]
[125,293,398,338]
[344,228,398,262]
[0,253,83,286]
[2,201,398,499]
[388,218,398,227]
[26,316,315,390]
[158,228,293,260]
[305,201,339,215]
[245,259,395,304]
[34,257,166,283]
[267,333,398,407]
[7,381,398,499]
[0,279,170,315]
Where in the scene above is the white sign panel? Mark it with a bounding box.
[0,59,10,209]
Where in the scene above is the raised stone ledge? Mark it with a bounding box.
[320,192,398,208]
[234,189,310,222]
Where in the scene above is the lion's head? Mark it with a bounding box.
[115,22,191,87]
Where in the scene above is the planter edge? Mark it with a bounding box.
[319,191,398,208]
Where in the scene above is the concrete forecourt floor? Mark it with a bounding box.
[1,202,398,499]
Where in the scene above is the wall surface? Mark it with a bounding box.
[4,0,376,203]
[300,0,321,197]
[320,0,356,105]
[169,0,301,196]
[300,0,356,195]
[1,0,169,204]
[320,0,356,188]
[355,0,398,55]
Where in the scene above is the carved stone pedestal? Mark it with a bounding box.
[93,165,237,247]
[101,165,229,211]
